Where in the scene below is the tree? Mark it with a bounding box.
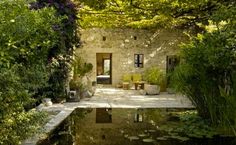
[171,2,236,132]
[78,0,235,30]
[0,0,63,144]
[31,0,79,101]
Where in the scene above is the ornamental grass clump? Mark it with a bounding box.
[171,23,236,135]
[144,67,164,86]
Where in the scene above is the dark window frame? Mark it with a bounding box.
[134,54,144,68]
[102,36,106,41]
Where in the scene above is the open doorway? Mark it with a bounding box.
[96,53,112,84]
[166,55,180,86]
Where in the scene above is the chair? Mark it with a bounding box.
[132,74,142,83]
[132,74,144,90]
[122,74,132,89]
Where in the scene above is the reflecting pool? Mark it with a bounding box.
[38,108,236,145]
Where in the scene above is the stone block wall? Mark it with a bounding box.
[76,28,186,86]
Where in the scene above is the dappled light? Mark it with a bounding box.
[76,88,193,108]
[1,0,236,144]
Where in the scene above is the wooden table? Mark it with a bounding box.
[123,82,130,90]
[134,82,145,90]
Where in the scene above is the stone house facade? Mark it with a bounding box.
[76,28,186,86]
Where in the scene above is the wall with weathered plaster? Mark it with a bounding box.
[76,28,186,86]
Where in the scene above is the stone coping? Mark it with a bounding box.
[21,105,77,145]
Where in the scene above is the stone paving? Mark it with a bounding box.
[75,88,194,108]
[37,88,194,113]
[22,87,194,145]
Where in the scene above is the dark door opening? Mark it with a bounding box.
[96,108,112,123]
[166,55,180,86]
[96,53,112,84]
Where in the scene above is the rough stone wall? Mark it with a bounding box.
[76,28,186,86]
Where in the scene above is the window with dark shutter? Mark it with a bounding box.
[134,54,144,68]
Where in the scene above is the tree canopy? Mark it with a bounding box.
[78,0,235,30]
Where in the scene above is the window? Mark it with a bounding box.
[134,54,144,68]
[102,36,106,41]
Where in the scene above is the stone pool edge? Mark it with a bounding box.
[21,103,79,145]
[21,97,195,145]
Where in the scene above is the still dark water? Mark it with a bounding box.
[39,108,236,145]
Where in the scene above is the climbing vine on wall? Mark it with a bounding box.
[31,0,80,101]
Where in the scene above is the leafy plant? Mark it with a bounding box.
[170,5,236,133]
[31,0,79,101]
[144,67,164,85]
[69,57,93,91]
[79,0,235,30]
[72,57,93,78]
[69,78,83,91]
[0,0,66,144]
[159,111,218,139]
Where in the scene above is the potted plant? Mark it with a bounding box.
[143,67,164,95]
[68,58,93,102]
[68,77,81,102]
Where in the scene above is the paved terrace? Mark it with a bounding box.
[23,88,194,145]
[73,87,193,108]
[96,88,193,108]
[40,88,194,112]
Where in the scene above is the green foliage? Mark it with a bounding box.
[69,79,83,91]
[144,67,164,85]
[69,56,93,90]
[159,111,217,139]
[146,109,218,140]
[45,55,71,101]
[0,3,61,66]
[78,0,235,29]
[0,65,49,144]
[170,3,236,133]
[0,110,48,145]
[31,0,79,101]
[122,74,132,82]
[0,0,63,144]
[72,57,93,77]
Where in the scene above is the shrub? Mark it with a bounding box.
[31,0,79,101]
[144,67,164,85]
[0,0,63,144]
[69,57,93,91]
[171,25,236,133]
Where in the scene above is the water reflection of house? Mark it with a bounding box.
[77,28,185,86]
[96,108,112,123]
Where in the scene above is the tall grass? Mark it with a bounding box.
[170,31,236,134]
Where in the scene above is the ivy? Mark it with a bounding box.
[30,0,79,101]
